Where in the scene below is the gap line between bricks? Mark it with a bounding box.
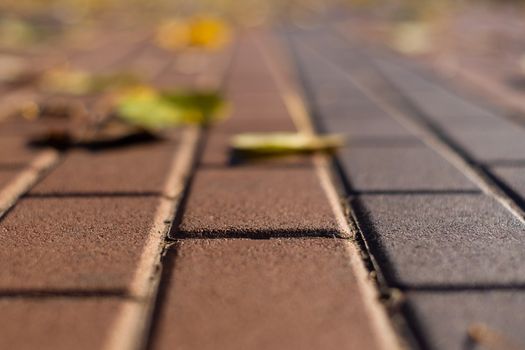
[104,126,199,350]
[0,149,60,218]
[106,38,239,350]
[255,32,403,350]
[297,39,525,226]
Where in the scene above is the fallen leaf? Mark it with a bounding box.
[115,86,227,129]
[155,15,232,51]
[230,132,344,155]
[39,66,141,95]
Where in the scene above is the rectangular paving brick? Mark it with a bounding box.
[0,169,23,189]
[30,139,179,195]
[175,167,340,238]
[0,137,40,165]
[0,196,160,291]
[0,298,123,350]
[339,145,479,191]
[491,166,525,201]
[448,127,525,162]
[353,194,525,287]
[150,238,382,350]
[405,291,525,350]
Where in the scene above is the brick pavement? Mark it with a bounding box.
[0,28,397,350]
[288,25,525,350]
[2,18,525,350]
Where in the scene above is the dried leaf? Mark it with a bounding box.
[230,132,344,155]
[115,86,227,129]
[39,66,141,95]
[155,15,232,51]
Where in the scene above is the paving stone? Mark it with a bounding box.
[0,137,40,165]
[405,291,525,350]
[0,196,159,291]
[176,167,340,237]
[353,194,525,286]
[321,114,413,138]
[0,169,23,189]
[30,140,179,195]
[491,166,525,200]
[339,146,478,191]
[448,127,525,163]
[150,239,381,350]
[0,298,122,350]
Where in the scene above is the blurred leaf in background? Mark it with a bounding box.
[155,14,232,51]
[115,86,227,130]
[231,132,344,155]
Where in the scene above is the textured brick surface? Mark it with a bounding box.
[151,239,381,350]
[339,146,478,191]
[0,196,159,291]
[353,194,525,286]
[176,167,340,237]
[0,298,123,350]
[405,291,525,350]
[30,140,179,195]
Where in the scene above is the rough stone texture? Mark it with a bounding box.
[176,167,340,238]
[150,238,381,350]
[0,298,123,350]
[353,194,525,287]
[339,146,479,191]
[30,140,178,195]
[405,291,525,350]
[0,196,159,291]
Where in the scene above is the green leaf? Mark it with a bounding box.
[230,132,344,155]
[115,87,227,130]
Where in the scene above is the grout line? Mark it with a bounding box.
[258,31,403,350]
[104,127,200,350]
[0,149,60,218]
[108,37,239,350]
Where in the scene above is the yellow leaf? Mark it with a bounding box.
[230,132,344,155]
[155,15,232,51]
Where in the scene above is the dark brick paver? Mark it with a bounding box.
[288,25,525,349]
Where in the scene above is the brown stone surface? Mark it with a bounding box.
[0,169,22,189]
[0,298,122,350]
[0,196,159,291]
[150,238,381,350]
[0,137,39,165]
[30,140,179,195]
[175,167,340,237]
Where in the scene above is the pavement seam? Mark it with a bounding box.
[0,149,60,218]
[103,127,199,350]
[286,32,423,350]
[260,32,403,350]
